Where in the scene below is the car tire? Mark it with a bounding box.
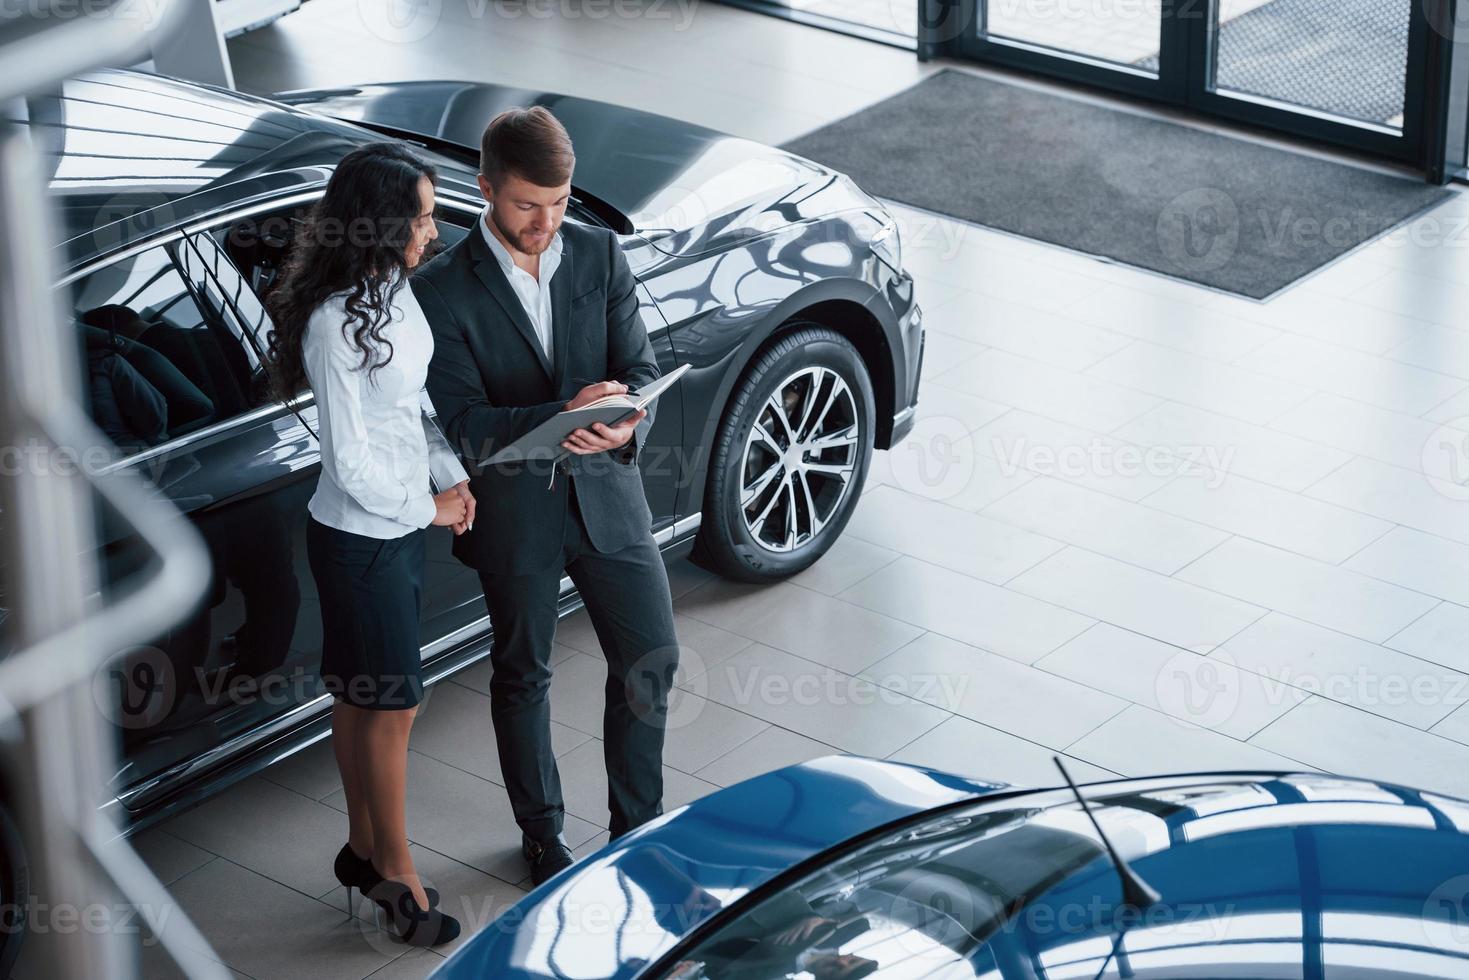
[696,324,874,583]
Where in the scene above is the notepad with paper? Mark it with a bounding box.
[483,362,691,466]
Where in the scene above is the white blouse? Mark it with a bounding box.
[302,280,468,539]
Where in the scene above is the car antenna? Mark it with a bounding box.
[1052,756,1160,911]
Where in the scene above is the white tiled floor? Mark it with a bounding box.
[100,1,1469,976]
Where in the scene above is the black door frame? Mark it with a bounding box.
[920,0,1452,174]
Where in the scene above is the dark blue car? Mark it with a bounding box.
[430,756,1469,979]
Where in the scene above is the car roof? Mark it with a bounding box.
[19,70,406,269]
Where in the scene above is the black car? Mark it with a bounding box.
[0,69,922,843]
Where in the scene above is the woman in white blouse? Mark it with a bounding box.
[266,143,470,947]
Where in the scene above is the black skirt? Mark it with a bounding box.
[307,517,426,710]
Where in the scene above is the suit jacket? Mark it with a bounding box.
[413,219,659,575]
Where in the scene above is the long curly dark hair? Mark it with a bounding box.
[266,142,437,398]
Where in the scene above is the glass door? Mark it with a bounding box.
[952,0,1185,101]
[1187,0,1427,159]
[938,0,1436,165]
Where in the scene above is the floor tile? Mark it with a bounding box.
[839,556,1094,664]
[889,715,1118,788]
[1345,526,1469,608]
[1088,341,1312,425]
[971,409,1180,501]
[983,476,1228,574]
[1236,333,1465,416]
[159,858,403,980]
[1432,703,1469,748]
[847,484,1064,583]
[909,382,1012,433]
[1227,287,1425,355]
[1008,546,1264,653]
[657,691,769,774]
[926,291,1131,371]
[1307,456,1469,545]
[675,577,923,674]
[1176,538,1437,644]
[1142,468,1392,564]
[1115,401,1351,493]
[131,827,214,888]
[864,632,1126,748]
[160,775,355,900]
[868,426,1037,511]
[933,348,1161,432]
[1218,613,1469,729]
[1385,601,1469,674]
[695,726,842,787]
[364,949,447,980]
[788,533,901,595]
[1038,623,1305,739]
[1250,697,1469,798]
[700,643,949,757]
[1270,391,1456,473]
[1060,283,1280,360]
[1067,704,1310,777]
[260,735,344,802]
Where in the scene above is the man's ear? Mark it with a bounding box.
[476,173,494,205]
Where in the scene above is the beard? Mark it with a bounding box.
[491,209,558,256]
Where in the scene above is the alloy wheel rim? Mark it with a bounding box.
[739,366,860,554]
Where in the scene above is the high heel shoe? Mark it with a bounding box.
[366,875,461,947]
[333,844,438,912]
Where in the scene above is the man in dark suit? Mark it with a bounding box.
[413,107,679,885]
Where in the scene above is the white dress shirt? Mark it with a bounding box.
[480,206,562,361]
[303,279,468,539]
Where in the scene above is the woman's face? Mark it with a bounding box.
[405,174,439,269]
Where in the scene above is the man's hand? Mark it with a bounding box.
[562,380,645,456]
[562,409,646,455]
[565,381,627,411]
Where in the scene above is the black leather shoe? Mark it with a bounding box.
[522,834,574,887]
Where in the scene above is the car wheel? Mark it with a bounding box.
[697,324,874,582]
[0,801,26,977]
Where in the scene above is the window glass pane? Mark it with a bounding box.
[71,244,268,456]
[1211,0,1411,129]
[983,0,1163,73]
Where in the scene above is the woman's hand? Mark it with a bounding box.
[450,479,476,535]
[431,488,467,528]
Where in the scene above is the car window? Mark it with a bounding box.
[185,231,275,363]
[661,796,1177,980]
[70,243,270,459]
